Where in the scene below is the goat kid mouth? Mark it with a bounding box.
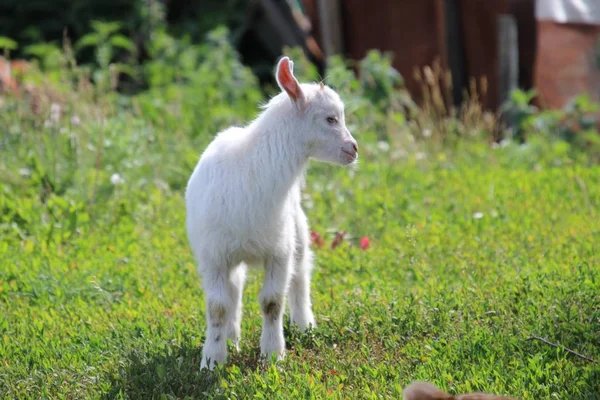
[342,149,358,160]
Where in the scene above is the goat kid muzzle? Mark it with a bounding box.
[341,140,359,162]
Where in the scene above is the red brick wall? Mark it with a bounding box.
[534,21,600,110]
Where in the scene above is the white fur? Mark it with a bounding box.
[185,57,358,370]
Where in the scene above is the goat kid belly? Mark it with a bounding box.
[187,193,297,261]
[226,210,297,264]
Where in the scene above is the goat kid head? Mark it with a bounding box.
[275,56,358,166]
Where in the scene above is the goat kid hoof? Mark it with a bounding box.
[200,355,225,371]
[261,350,286,364]
[290,316,316,332]
[228,340,241,353]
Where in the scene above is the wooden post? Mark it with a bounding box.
[316,0,343,63]
[445,0,467,106]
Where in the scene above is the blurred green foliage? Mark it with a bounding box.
[0,0,247,77]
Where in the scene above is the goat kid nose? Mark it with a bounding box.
[352,141,358,153]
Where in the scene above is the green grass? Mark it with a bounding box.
[1,52,600,399]
[2,134,599,398]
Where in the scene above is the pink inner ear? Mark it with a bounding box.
[278,59,298,100]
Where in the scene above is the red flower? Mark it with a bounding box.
[310,231,325,248]
[360,236,370,250]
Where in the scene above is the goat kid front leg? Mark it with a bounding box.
[288,257,316,331]
[260,252,292,362]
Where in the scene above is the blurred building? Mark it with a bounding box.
[301,0,535,110]
[296,0,599,112]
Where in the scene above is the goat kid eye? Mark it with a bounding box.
[327,117,338,124]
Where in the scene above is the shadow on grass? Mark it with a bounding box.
[104,344,220,399]
[103,324,322,399]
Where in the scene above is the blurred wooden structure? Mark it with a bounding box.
[301,0,540,111]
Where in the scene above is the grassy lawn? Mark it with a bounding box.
[1,44,599,399]
[2,130,599,398]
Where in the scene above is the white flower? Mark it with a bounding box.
[71,115,81,126]
[473,212,484,219]
[110,173,125,185]
[392,149,408,159]
[423,128,432,138]
[416,152,426,161]
[50,103,61,123]
[154,179,169,191]
[377,141,390,152]
[19,168,31,177]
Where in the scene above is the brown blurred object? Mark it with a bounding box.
[0,56,65,117]
[534,21,600,110]
[0,56,19,93]
[403,381,518,400]
[0,56,30,95]
[330,231,346,249]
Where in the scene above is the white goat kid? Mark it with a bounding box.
[185,56,358,370]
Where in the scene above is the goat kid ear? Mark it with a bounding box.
[276,56,306,109]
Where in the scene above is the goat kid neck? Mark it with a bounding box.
[246,107,309,203]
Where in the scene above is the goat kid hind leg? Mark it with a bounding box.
[259,250,293,362]
[288,206,316,331]
[228,263,247,352]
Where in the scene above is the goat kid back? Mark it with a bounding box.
[185,56,358,370]
[403,382,518,400]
